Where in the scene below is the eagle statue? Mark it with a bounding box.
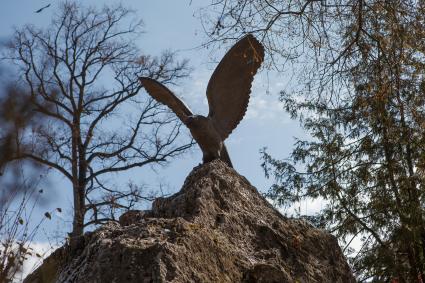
[139,34,264,168]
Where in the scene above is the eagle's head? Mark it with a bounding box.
[184,115,208,128]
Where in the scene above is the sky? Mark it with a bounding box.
[0,0,313,278]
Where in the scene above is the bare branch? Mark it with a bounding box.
[5,2,192,238]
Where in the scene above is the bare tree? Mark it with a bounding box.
[4,2,193,240]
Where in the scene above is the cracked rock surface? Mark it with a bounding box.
[25,160,355,283]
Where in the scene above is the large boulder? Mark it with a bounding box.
[25,160,355,282]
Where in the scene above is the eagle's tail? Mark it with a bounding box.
[220,144,233,168]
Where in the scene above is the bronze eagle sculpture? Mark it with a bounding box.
[139,34,264,168]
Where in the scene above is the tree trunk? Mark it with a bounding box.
[70,120,85,239]
[71,184,85,238]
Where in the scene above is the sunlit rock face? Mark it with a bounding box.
[25,160,355,283]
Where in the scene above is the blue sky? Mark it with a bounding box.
[0,0,309,242]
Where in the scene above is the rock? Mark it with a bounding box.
[119,210,152,227]
[24,160,355,283]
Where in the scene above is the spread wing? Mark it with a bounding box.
[139,77,193,122]
[206,34,264,140]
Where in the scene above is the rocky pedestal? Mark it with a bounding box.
[25,160,355,283]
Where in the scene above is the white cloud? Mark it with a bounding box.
[243,71,292,123]
[13,241,59,283]
[245,95,288,123]
[268,197,328,217]
[172,70,210,115]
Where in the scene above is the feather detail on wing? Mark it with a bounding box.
[139,77,193,123]
[206,34,264,140]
